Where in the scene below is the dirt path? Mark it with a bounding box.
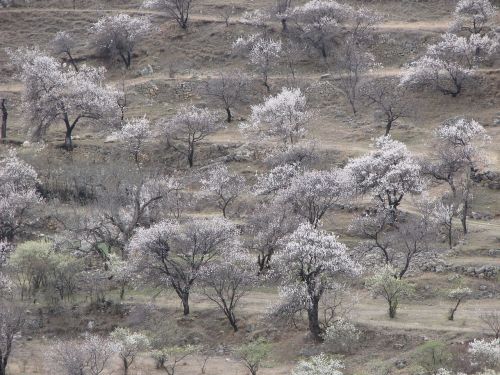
[0,6,451,32]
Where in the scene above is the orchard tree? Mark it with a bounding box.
[51,31,78,71]
[8,48,120,150]
[91,14,152,69]
[233,35,282,92]
[361,77,411,135]
[345,135,423,216]
[334,36,378,115]
[447,286,472,321]
[203,70,249,122]
[480,312,500,339]
[113,116,153,164]
[275,0,293,31]
[254,163,301,196]
[287,0,353,59]
[129,217,239,315]
[0,151,42,241]
[200,164,246,218]
[400,33,497,97]
[198,249,258,331]
[246,203,299,273]
[292,353,344,375]
[366,265,414,318]
[49,335,117,375]
[111,328,151,375]
[450,0,496,35]
[272,223,361,340]
[244,87,312,144]
[236,339,271,375]
[468,338,500,369]
[276,168,354,228]
[351,199,439,278]
[160,106,224,168]
[151,345,198,374]
[424,117,490,234]
[0,305,25,375]
[0,242,12,299]
[143,0,195,29]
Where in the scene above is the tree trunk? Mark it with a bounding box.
[181,293,190,315]
[123,358,129,375]
[65,126,74,150]
[307,299,322,341]
[257,253,271,274]
[461,199,468,234]
[66,52,78,72]
[385,120,393,136]
[0,98,7,141]
[120,285,125,300]
[226,107,232,123]
[448,299,461,321]
[187,145,194,168]
[389,300,397,318]
[227,311,238,332]
[281,18,287,32]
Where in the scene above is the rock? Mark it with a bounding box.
[393,343,405,350]
[138,64,154,76]
[395,359,407,369]
[22,140,31,147]
[488,249,500,257]
[319,74,331,80]
[479,285,488,291]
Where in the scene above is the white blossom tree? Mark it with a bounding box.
[143,0,195,29]
[400,33,497,97]
[48,333,115,375]
[200,164,246,217]
[198,249,258,331]
[8,48,120,150]
[272,223,361,340]
[203,70,249,123]
[113,116,153,164]
[160,106,224,168]
[424,117,490,234]
[276,168,354,228]
[51,31,78,71]
[468,338,500,369]
[233,36,282,92]
[129,217,239,315]
[110,327,151,375]
[292,353,344,375]
[345,135,423,216]
[91,14,152,69]
[450,0,496,35]
[0,151,42,241]
[287,0,353,59]
[244,87,311,144]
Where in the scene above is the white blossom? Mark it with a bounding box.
[91,14,152,69]
[292,353,344,375]
[244,87,311,144]
[468,338,500,368]
[345,135,423,212]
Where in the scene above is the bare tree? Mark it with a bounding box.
[334,36,377,115]
[143,0,195,29]
[203,70,249,123]
[129,217,239,315]
[219,5,235,27]
[480,312,500,339]
[275,0,292,31]
[361,78,411,135]
[198,249,257,331]
[160,106,224,168]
